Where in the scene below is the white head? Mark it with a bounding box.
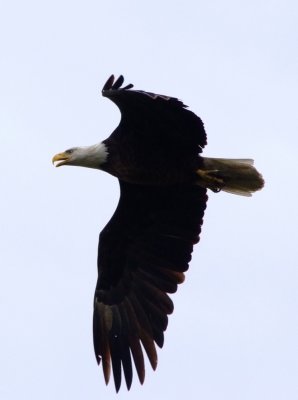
[52,142,108,169]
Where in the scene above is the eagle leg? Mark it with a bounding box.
[196,169,224,193]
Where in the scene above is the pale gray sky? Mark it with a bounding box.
[1,1,297,399]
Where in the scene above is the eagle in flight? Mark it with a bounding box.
[53,75,264,392]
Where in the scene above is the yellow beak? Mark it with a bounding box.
[52,152,70,167]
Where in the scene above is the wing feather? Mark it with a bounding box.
[93,181,207,390]
[121,298,145,384]
[101,75,207,150]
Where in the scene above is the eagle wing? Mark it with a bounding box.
[93,180,207,391]
[102,75,207,151]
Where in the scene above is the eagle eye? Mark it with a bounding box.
[65,149,74,154]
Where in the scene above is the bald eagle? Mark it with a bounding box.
[52,75,264,392]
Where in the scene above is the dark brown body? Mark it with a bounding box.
[102,132,204,186]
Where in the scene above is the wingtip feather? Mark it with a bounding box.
[102,75,115,91]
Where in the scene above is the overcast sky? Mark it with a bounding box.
[1,1,297,399]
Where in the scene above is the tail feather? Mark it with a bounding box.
[197,157,264,196]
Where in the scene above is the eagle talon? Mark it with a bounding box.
[196,169,225,192]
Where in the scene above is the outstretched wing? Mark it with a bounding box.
[102,75,207,151]
[93,181,207,391]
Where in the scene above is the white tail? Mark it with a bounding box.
[197,157,264,196]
